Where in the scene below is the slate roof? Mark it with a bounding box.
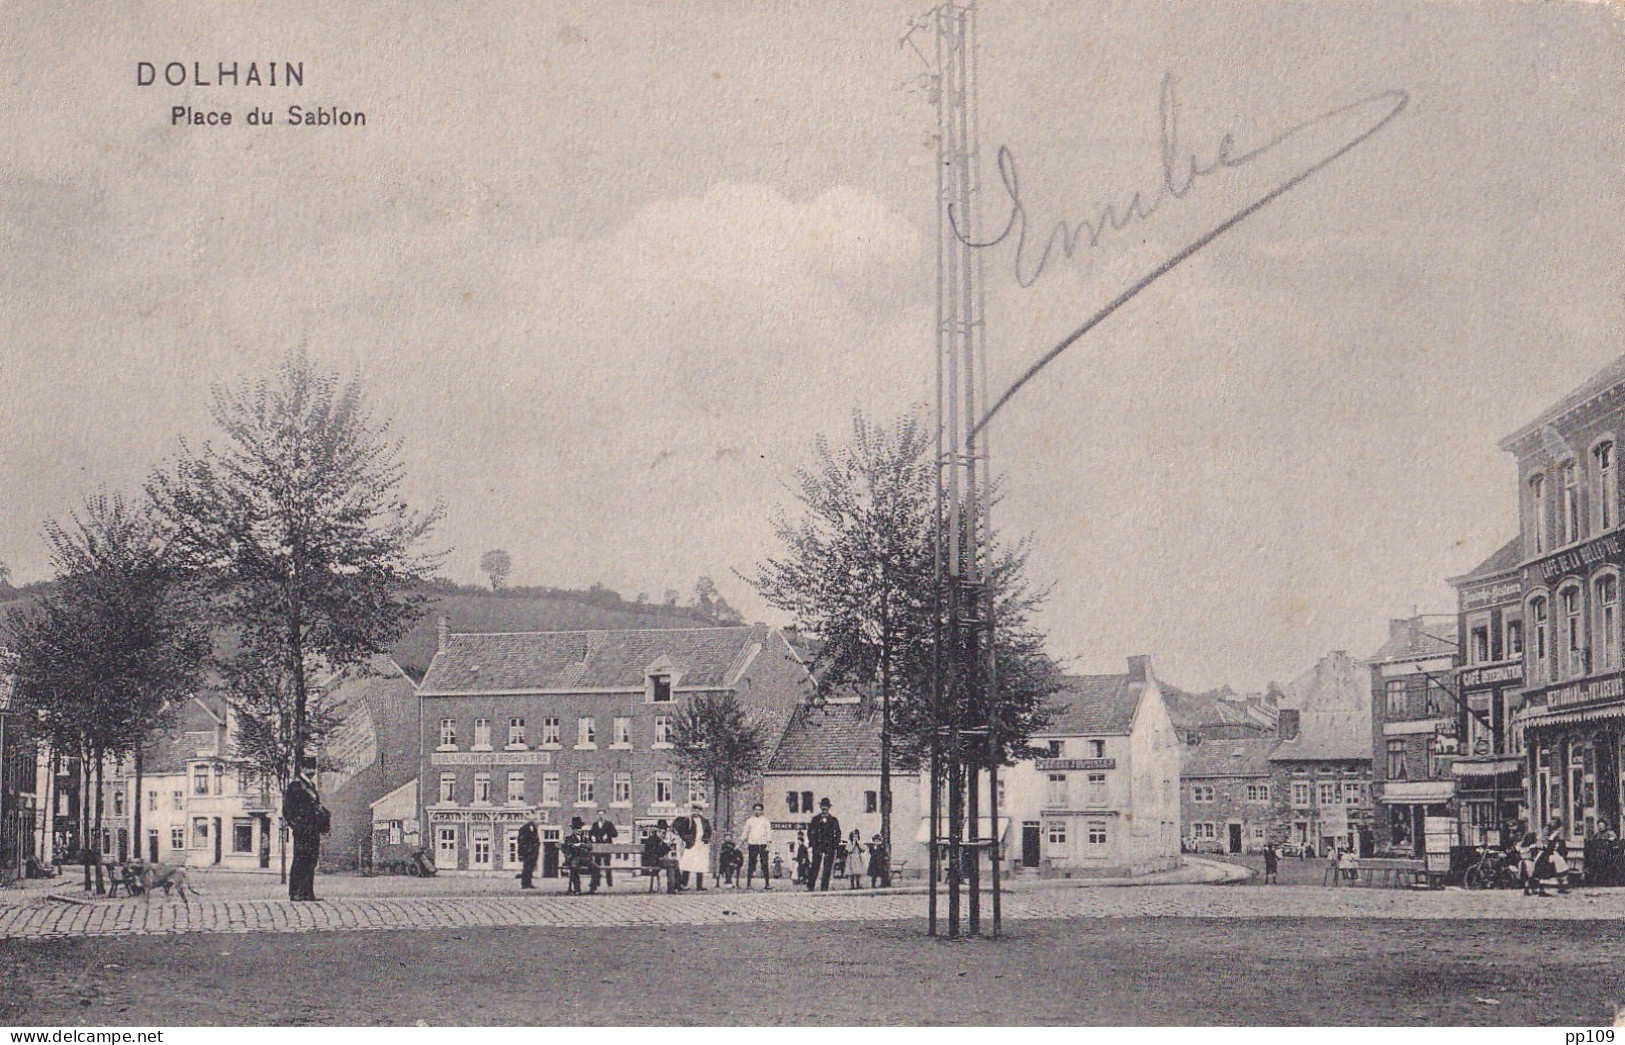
[1161,684,1268,732]
[1040,674,1141,737]
[766,702,885,774]
[419,625,771,694]
[142,694,228,776]
[1270,712,1373,763]
[1500,353,1625,452]
[1450,536,1523,585]
[1181,738,1279,778]
[1369,615,1459,665]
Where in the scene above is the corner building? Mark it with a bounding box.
[1500,356,1625,859]
[415,625,811,874]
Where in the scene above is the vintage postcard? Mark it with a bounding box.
[2,0,1624,1029]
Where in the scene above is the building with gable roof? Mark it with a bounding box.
[762,698,923,874]
[1002,655,1180,877]
[1370,614,1462,855]
[1180,737,1280,854]
[415,624,812,874]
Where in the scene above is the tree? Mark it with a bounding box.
[480,549,512,591]
[753,411,1062,877]
[669,692,770,866]
[148,351,444,890]
[4,492,209,891]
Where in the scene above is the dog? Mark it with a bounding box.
[136,862,199,904]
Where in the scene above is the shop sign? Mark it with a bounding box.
[772,820,808,832]
[1035,758,1115,771]
[430,750,553,766]
[1459,662,1523,688]
[1462,580,1522,610]
[1535,534,1623,582]
[1545,671,1625,711]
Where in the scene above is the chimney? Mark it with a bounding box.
[1278,708,1300,741]
[1126,655,1150,684]
[437,616,449,653]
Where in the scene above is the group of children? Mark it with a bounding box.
[784,828,889,889]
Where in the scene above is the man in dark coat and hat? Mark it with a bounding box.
[517,816,541,890]
[806,797,842,892]
[282,761,329,901]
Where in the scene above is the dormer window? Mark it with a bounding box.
[651,674,672,703]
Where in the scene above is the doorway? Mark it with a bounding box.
[147,830,159,864]
[1228,823,1243,854]
[212,818,222,864]
[543,827,562,878]
[436,826,458,870]
[1022,822,1041,867]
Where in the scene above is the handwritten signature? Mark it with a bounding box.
[966,74,1409,433]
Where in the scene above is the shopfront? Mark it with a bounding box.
[1520,697,1625,857]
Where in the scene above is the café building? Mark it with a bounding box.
[1499,354,1625,865]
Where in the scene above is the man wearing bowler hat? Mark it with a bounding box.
[806,797,842,892]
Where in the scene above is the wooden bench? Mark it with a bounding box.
[1328,857,1427,888]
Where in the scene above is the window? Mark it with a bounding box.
[577,772,595,805]
[787,790,814,814]
[508,718,527,748]
[1531,597,1550,683]
[651,674,672,702]
[1291,782,1312,807]
[577,717,596,748]
[1191,822,1215,840]
[192,765,209,796]
[439,717,457,748]
[1047,773,1070,806]
[1086,822,1107,846]
[541,717,561,747]
[865,790,878,813]
[113,790,125,816]
[1562,585,1584,678]
[1191,784,1214,803]
[507,772,525,804]
[1318,782,1342,806]
[170,826,185,850]
[191,817,209,848]
[1252,824,1266,840]
[1562,460,1580,544]
[542,773,560,806]
[1531,474,1548,554]
[232,819,253,854]
[473,718,491,749]
[688,773,706,806]
[1598,575,1619,671]
[506,829,521,868]
[1089,739,1106,759]
[148,790,158,812]
[613,772,632,806]
[1507,619,1524,659]
[1385,680,1406,719]
[471,830,492,869]
[172,790,184,811]
[1598,441,1617,531]
[613,717,631,747]
[474,772,492,804]
[1086,772,1107,806]
[1046,740,1063,758]
[1046,821,1068,846]
[1246,783,1270,803]
[1345,782,1366,806]
[214,764,223,795]
[1387,739,1408,781]
[654,772,674,806]
[1471,625,1490,664]
[439,773,456,804]
[654,716,673,746]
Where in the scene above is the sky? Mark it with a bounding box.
[2,0,1623,690]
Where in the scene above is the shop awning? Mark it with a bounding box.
[1451,757,1522,778]
[1379,781,1455,804]
[1519,703,1625,730]
[915,816,1011,844]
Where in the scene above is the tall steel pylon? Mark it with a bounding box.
[914,0,1000,940]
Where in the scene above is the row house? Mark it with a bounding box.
[1447,536,1527,846]
[415,624,811,874]
[1181,738,1277,854]
[1004,656,1181,877]
[103,694,286,870]
[1370,615,1461,855]
[1268,710,1373,856]
[1499,354,1625,861]
[0,677,39,881]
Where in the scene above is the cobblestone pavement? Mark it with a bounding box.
[4,880,1625,940]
